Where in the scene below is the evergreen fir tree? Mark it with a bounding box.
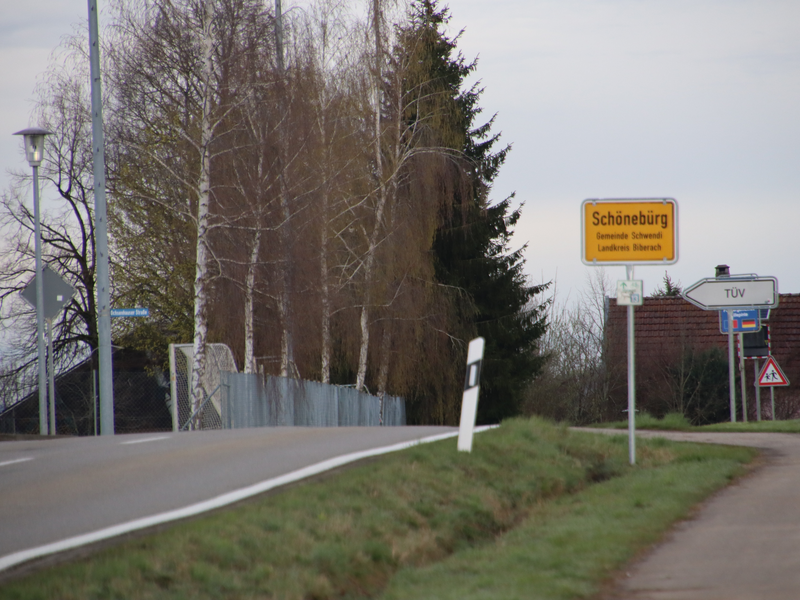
[652,271,682,297]
[401,0,549,423]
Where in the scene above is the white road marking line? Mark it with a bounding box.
[0,457,33,468]
[0,426,497,573]
[120,436,171,446]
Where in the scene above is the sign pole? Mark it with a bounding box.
[727,309,736,422]
[738,333,747,422]
[47,317,56,435]
[684,273,778,423]
[580,197,676,463]
[626,265,636,465]
[754,359,761,421]
[771,388,776,420]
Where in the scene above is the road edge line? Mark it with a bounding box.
[0,425,497,573]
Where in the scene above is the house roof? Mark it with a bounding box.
[606,294,800,386]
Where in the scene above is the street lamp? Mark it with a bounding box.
[14,127,53,435]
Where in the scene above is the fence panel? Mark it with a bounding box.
[293,379,339,427]
[219,373,404,428]
[1,370,406,434]
[382,395,406,426]
[0,370,172,436]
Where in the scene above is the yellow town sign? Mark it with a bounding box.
[581,198,678,265]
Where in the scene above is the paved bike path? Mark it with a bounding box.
[588,430,800,600]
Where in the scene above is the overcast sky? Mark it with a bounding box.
[2,0,799,306]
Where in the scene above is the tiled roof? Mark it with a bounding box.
[606,294,800,417]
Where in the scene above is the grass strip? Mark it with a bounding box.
[378,437,755,600]
[700,419,800,433]
[0,419,755,600]
[595,412,800,433]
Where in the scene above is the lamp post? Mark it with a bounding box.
[13,127,53,435]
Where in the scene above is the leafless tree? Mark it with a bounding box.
[0,32,106,407]
[525,269,618,424]
[107,0,275,419]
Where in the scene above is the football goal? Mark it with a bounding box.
[168,343,237,431]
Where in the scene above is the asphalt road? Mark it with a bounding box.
[0,426,455,573]
[585,429,800,600]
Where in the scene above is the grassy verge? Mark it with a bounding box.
[700,419,800,433]
[589,412,693,431]
[378,439,753,600]
[594,412,800,433]
[0,418,755,600]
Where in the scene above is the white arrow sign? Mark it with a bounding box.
[682,276,778,310]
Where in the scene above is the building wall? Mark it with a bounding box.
[606,294,800,421]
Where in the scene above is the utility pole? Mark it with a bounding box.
[275,0,284,71]
[89,0,115,434]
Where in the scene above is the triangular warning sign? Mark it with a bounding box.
[758,356,790,387]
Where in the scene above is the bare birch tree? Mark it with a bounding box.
[108,0,272,419]
[525,269,615,424]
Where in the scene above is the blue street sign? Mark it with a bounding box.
[110,308,149,318]
[719,309,761,334]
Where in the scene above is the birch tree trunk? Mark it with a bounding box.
[275,0,296,379]
[355,0,386,392]
[189,0,216,424]
[243,227,261,374]
[320,183,332,383]
[376,327,391,423]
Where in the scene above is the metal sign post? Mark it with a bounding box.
[754,359,761,421]
[771,388,776,420]
[738,333,747,422]
[581,198,678,466]
[617,268,642,465]
[727,309,736,422]
[683,273,778,423]
[47,318,56,434]
[20,266,76,435]
[625,266,637,465]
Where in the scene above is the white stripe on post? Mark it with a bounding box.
[458,337,485,452]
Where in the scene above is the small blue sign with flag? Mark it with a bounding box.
[719,309,760,334]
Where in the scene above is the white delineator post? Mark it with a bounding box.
[458,337,485,453]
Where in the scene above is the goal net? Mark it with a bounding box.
[168,343,237,431]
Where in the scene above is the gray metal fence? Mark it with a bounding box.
[219,372,405,428]
[0,370,172,436]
